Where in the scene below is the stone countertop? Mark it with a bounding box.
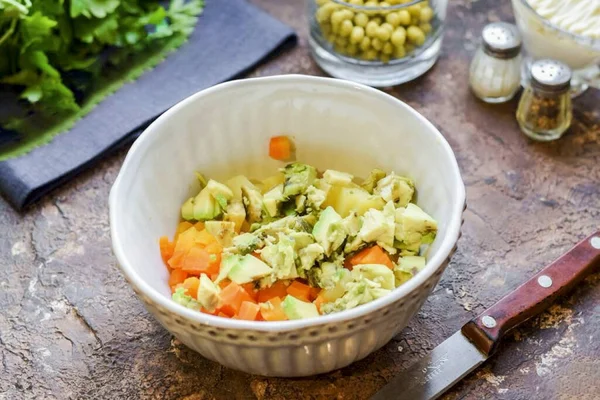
[1,0,599,399]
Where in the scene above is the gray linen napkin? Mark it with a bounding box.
[0,0,296,210]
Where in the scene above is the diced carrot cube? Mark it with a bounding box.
[257,280,289,303]
[182,277,200,299]
[169,269,188,287]
[238,301,261,321]
[286,280,312,302]
[260,297,288,321]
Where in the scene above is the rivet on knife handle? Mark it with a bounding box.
[461,231,600,356]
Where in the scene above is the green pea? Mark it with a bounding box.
[332,23,340,34]
[376,27,391,41]
[390,26,406,46]
[379,1,391,14]
[341,9,355,20]
[321,23,332,36]
[371,16,383,25]
[394,44,406,58]
[381,22,394,33]
[419,22,432,34]
[362,49,378,60]
[334,43,346,54]
[315,0,329,5]
[336,35,349,46]
[359,36,371,50]
[371,37,383,50]
[365,20,379,37]
[316,3,338,23]
[382,42,394,55]
[354,13,369,27]
[420,6,434,23]
[348,0,364,4]
[364,0,377,6]
[407,4,421,18]
[380,54,391,63]
[350,26,365,44]
[405,43,415,53]
[407,25,425,45]
[326,33,336,43]
[340,19,354,37]
[331,10,346,26]
[386,12,401,27]
[397,10,411,25]
[347,43,359,55]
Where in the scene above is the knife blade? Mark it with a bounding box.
[372,231,600,400]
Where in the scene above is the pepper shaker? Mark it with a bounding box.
[516,59,573,142]
[469,22,522,103]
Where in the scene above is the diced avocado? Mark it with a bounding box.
[394,255,426,286]
[361,169,386,193]
[197,273,221,312]
[227,254,273,284]
[225,200,246,233]
[232,233,263,255]
[394,203,438,253]
[194,172,208,188]
[260,233,298,280]
[359,207,394,247]
[281,295,320,320]
[314,262,341,289]
[288,231,315,249]
[295,194,306,214]
[351,264,395,290]
[181,197,195,220]
[226,175,255,200]
[241,185,264,223]
[172,287,201,310]
[377,201,397,253]
[215,254,241,283]
[312,206,346,256]
[323,185,385,217]
[305,185,327,212]
[298,243,324,270]
[263,184,286,218]
[261,173,285,193]
[192,188,222,221]
[342,212,362,237]
[321,279,391,314]
[374,173,415,207]
[321,267,352,301]
[323,169,354,186]
[205,221,236,247]
[205,179,234,201]
[282,163,317,197]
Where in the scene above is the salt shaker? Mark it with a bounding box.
[516,59,573,142]
[469,22,522,103]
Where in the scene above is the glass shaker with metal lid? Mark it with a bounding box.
[517,59,573,141]
[469,22,523,103]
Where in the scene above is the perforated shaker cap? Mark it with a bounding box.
[482,22,522,59]
[530,59,572,93]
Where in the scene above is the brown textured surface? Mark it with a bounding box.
[1,0,599,399]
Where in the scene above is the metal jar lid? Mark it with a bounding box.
[482,22,522,59]
[530,59,572,93]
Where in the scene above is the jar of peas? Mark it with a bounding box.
[307,0,448,87]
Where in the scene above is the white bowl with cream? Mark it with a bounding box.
[511,0,600,90]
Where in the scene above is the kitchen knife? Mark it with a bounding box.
[372,231,600,400]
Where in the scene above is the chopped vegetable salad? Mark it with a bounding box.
[159,159,438,321]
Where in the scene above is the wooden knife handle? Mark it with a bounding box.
[461,231,600,356]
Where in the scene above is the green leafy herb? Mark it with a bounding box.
[0,0,204,118]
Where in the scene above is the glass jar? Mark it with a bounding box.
[307,0,449,87]
[516,59,573,141]
[469,22,522,103]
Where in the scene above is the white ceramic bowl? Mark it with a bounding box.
[109,75,465,377]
